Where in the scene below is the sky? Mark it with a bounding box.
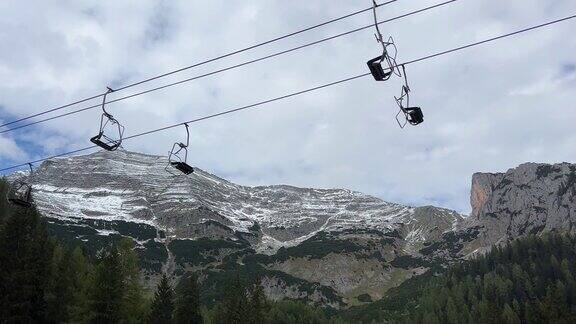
[0,0,575,214]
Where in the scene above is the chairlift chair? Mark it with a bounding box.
[90,87,125,151]
[367,56,393,81]
[7,163,34,208]
[367,1,401,81]
[367,37,400,81]
[166,123,194,175]
[394,65,424,128]
[8,182,32,208]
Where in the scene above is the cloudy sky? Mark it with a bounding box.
[1,0,575,213]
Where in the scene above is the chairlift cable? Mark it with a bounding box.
[0,0,400,129]
[1,12,575,173]
[402,13,576,66]
[0,0,458,135]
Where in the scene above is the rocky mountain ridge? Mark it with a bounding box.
[18,150,462,252]
[6,150,576,308]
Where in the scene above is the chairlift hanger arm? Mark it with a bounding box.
[396,66,412,112]
[369,1,401,80]
[183,123,190,148]
[400,64,409,91]
[101,87,115,117]
[372,0,388,59]
[372,1,385,43]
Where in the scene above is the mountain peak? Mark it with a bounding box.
[14,149,460,253]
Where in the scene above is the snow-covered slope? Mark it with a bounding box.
[18,150,459,251]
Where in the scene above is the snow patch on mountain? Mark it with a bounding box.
[10,150,463,249]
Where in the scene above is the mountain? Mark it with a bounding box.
[468,163,576,247]
[420,162,576,262]
[7,150,576,308]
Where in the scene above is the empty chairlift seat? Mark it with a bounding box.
[6,163,34,208]
[90,87,125,151]
[90,114,124,151]
[166,123,194,175]
[7,182,33,208]
[404,107,424,125]
[367,56,393,81]
[394,65,424,128]
[170,158,194,175]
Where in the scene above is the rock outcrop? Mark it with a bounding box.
[467,163,576,248]
[432,162,576,259]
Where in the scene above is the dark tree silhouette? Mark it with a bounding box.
[149,274,175,324]
[0,205,51,323]
[175,274,203,324]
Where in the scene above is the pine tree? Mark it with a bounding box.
[118,238,148,323]
[216,273,249,324]
[524,301,540,324]
[422,311,441,324]
[68,246,93,322]
[555,280,570,317]
[502,303,521,324]
[550,255,562,280]
[0,206,52,323]
[445,296,459,324]
[175,274,203,324]
[512,299,522,318]
[247,280,267,324]
[88,248,125,323]
[560,258,576,305]
[45,243,74,323]
[461,304,472,324]
[263,300,333,324]
[149,274,175,324]
[0,179,12,222]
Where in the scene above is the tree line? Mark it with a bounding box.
[402,232,576,324]
[0,179,342,323]
[0,200,152,323]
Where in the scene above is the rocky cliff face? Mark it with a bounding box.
[425,162,576,259]
[464,163,576,252]
[7,151,575,308]
[470,172,502,219]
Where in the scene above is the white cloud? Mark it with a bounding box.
[1,0,575,214]
[0,135,27,161]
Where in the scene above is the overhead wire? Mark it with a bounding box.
[1,13,575,173]
[0,0,458,135]
[0,0,400,129]
[402,13,576,66]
